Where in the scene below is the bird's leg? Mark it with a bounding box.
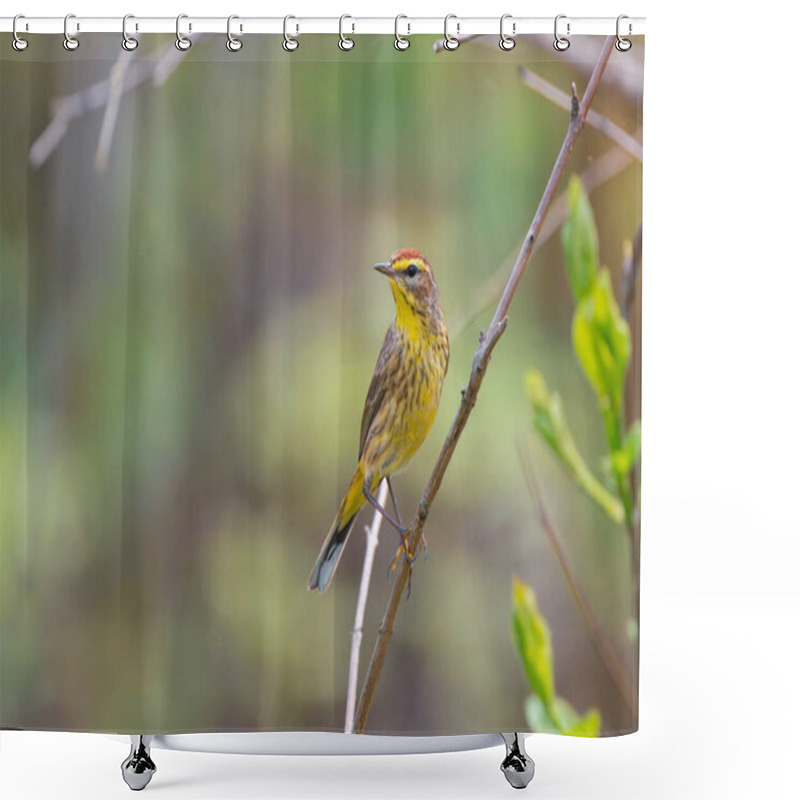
[386,477,402,526]
[385,477,426,565]
[365,477,423,599]
[362,477,406,535]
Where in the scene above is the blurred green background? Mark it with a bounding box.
[0,35,642,735]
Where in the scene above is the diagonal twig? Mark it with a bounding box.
[433,35,643,105]
[344,480,389,734]
[354,35,618,734]
[30,38,201,169]
[449,139,637,339]
[622,224,643,322]
[517,438,636,716]
[431,34,484,53]
[95,51,131,171]
[519,66,642,161]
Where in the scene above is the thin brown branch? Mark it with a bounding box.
[519,66,642,161]
[354,35,618,734]
[449,140,637,339]
[434,35,643,105]
[517,438,637,717]
[526,36,644,104]
[95,52,130,171]
[431,34,484,53]
[30,38,201,169]
[622,225,643,322]
[152,35,209,87]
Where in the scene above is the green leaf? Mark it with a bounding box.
[572,270,634,524]
[561,176,599,301]
[564,707,602,737]
[559,184,636,526]
[524,695,561,734]
[525,695,601,737]
[525,370,624,524]
[510,577,555,705]
[572,269,631,417]
[611,422,641,477]
[513,578,603,737]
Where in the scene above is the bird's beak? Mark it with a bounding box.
[373,262,394,277]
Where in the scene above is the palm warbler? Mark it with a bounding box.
[307,248,450,593]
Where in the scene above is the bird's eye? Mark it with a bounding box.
[406,264,419,278]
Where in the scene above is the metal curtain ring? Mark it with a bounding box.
[553,14,570,51]
[175,14,192,51]
[227,15,243,51]
[394,14,410,50]
[339,14,354,50]
[283,15,299,51]
[12,14,29,51]
[616,15,632,51]
[499,14,515,51]
[122,14,139,51]
[63,13,79,51]
[442,14,459,51]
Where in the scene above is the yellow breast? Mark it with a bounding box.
[381,326,448,474]
[360,275,449,478]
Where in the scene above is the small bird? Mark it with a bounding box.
[307,248,450,594]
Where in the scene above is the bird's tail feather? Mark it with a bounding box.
[307,464,369,593]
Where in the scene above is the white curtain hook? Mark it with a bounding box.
[227,15,243,52]
[394,15,410,50]
[499,14,516,51]
[283,15,299,51]
[175,13,192,51]
[122,14,139,51]
[554,14,570,51]
[442,14,459,51]
[63,13,80,51]
[616,15,632,51]
[12,14,29,51]
[339,14,355,50]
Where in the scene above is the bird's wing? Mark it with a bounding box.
[358,325,397,460]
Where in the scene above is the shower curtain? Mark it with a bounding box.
[0,32,643,739]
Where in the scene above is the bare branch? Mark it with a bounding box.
[434,35,643,105]
[517,438,636,716]
[622,224,643,322]
[519,66,642,161]
[30,38,201,169]
[344,480,388,734]
[431,34,485,53]
[354,35,618,734]
[95,52,131,171]
[449,140,637,339]
[152,36,209,87]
